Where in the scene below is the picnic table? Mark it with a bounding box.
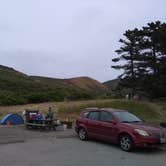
[24,109,61,130]
[25,119,60,130]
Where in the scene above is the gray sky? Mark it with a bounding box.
[0,0,166,82]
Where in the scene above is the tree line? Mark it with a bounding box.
[112,21,166,99]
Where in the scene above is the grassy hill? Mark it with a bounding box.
[32,76,106,92]
[0,65,107,105]
[68,77,106,92]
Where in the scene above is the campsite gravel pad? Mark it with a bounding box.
[0,127,76,145]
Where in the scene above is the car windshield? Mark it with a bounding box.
[113,111,142,123]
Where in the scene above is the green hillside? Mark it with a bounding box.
[0,65,107,105]
[31,76,106,93]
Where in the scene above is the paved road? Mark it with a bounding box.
[0,126,75,144]
[0,127,166,166]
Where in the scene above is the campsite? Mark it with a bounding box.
[1,0,166,165]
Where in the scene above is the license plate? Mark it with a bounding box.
[160,137,166,143]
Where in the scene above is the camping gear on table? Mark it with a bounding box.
[24,109,62,130]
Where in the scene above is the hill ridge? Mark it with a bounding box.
[0,64,107,105]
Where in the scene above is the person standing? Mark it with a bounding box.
[46,107,54,120]
[45,107,54,130]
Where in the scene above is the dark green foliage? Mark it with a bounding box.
[112,21,166,98]
[0,65,105,105]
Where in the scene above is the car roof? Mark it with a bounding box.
[85,107,98,110]
[100,108,127,112]
[84,108,127,113]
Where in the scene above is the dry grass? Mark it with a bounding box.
[0,99,113,120]
[69,77,106,91]
[0,99,166,123]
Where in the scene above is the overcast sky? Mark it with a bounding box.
[0,0,166,82]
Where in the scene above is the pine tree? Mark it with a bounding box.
[140,21,166,97]
[112,21,166,98]
[112,28,142,96]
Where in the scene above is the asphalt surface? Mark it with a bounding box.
[0,127,166,166]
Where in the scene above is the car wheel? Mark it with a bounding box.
[78,128,87,141]
[119,134,133,151]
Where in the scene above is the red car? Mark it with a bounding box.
[75,108,166,151]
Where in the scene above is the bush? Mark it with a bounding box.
[0,92,28,105]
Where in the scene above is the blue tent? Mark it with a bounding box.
[0,113,24,125]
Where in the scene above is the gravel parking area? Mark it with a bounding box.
[0,127,166,166]
[0,126,75,144]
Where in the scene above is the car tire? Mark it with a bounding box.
[119,134,133,152]
[78,128,87,141]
